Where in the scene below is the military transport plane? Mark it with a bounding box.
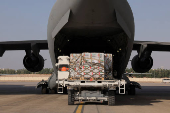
[0,0,170,90]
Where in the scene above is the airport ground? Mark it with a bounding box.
[0,82,170,113]
[0,74,167,83]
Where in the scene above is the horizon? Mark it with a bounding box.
[0,0,170,69]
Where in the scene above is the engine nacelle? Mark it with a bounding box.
[131,55,153,73]
[23,54,44,72]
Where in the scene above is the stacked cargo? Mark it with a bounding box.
[69,53,113,80]
[82,53,105,80]
[104,54,113,80]
[69,54,82,79]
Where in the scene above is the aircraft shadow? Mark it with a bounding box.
[0,84,41,95]
[0,84,170,106]
[0,84,69,95]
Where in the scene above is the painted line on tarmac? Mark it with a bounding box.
[73,105,79,113]
[96,105,100,113]
[74,103,84,113]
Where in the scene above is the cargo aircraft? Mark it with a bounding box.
[0,0,169,91]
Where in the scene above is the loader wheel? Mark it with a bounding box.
[108,90,115,106]
[68,90,74,105]
[42,86,49,94]
[128,85,136,95]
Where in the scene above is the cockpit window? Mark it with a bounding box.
[58,64,69,72]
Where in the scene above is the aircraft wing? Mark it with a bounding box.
[133,41,170,51]
[0,40,48,57]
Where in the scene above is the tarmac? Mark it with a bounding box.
[0,82,170,113]
[0,74,167,82]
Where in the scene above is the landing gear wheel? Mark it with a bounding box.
[108,90,115,106]
[128,85,136,95]
[42,86,49,94]
[51,89,56,94]
[68,90,74,105]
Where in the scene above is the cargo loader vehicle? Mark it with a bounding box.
[37,52,141,106]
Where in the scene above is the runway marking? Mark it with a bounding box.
[96,105,100,113]
[74,102,84,113]
[76,105,83,113]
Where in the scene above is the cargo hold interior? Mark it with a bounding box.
[54,32,129,78]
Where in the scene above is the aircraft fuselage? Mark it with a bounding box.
[47,0,135,79]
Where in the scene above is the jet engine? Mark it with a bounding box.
[23,54,44,72]
[131,55,153,73]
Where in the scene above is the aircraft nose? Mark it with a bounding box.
[70,0,117,24]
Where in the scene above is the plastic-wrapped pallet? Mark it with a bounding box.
[91,53,104,79]
[69,53,112,80]
[69,54,82,79]
[82,53,91,79]
[82,53,104,80]
[104,54,113,80]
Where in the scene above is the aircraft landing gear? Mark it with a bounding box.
[41,86,49,94]
[51,89,57,94]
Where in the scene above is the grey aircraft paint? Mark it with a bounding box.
[47,0,135,81]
